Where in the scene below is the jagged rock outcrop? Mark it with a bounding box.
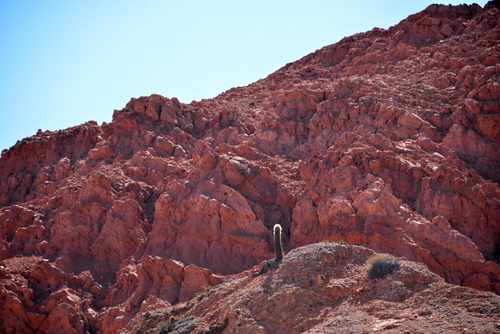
[1,2,499,333]
[121,243,500,334]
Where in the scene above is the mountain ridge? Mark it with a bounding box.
[1,2,499,333]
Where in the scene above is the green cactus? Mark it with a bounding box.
[274,224,284,260]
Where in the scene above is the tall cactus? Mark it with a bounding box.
[274,224,284,260]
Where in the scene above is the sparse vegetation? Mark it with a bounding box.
[357,286,370,293]
[157,316,177,334]
[195,284,214,299]
[274,224,284,260]
[158,316,199,333]
[157,322,169,334]
[366,254,400,280]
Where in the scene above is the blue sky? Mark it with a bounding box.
[0,0,488,152]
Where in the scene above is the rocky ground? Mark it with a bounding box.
[121,242,500,334]
[1,2,499,333]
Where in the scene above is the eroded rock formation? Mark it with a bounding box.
[1,2,499,333]
[121,242,500,334]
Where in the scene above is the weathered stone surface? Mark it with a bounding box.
[0,122,101,206]
[121,243,500,334]
[1,2,499,333]
[147,179,271,275]
[97,256,221,334]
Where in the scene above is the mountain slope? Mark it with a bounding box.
[121,243,500,334]
[1,2,499,333]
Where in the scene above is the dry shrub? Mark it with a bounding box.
[366,254,400,280]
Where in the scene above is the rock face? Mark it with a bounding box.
[121,242,500,334]
[1,2,500,333]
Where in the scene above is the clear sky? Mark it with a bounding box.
[0,0,489,152]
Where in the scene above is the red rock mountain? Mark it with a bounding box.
[1,2,499,333]
[120,243,500,334]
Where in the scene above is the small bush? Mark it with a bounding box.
[157,322,170,334]
[157,316,177,334]
[366,254,400,280]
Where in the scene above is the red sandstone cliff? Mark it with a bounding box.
[1,2,499,333]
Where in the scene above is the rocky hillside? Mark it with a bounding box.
[1,2,499,333]
[121,243,500,334]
